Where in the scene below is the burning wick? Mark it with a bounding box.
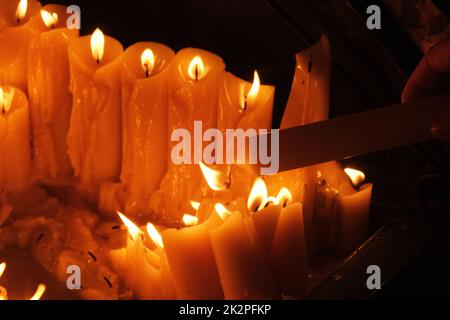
[146,223,164,249]
[91,28,105,65]
[16,0,27,24]
[247,177,268,213]
[30,284,46,300]
[0,87,14,116]
[40,10,58,29]
[199,162,229,191]
[243,70,260,111]
[344,168,366,189]
[182,214,199,227]
[141,48,155,78]
[188,56,205,82]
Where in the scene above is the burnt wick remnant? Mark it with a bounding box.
[110,225,120,230]
[35,232,44,243]
[88,251,97,262]
[104,277,112,288]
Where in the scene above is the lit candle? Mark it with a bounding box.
[151,49,225,223]
[209,209,278,299]
[338,168,372,255]
[0,261,7,300]
[118,42,175,216]
[162,214,224,299]
[67,28,123,203]
[217,71,275,201]
[0,0,42,91]
[110,212,164,299]
[27,5,79,184]
[0,85,31,193]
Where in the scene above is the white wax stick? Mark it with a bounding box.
[274,94,450,172]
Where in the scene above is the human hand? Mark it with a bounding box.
[402,37,450,139]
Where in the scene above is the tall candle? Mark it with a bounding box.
[28,5,79,184]
[119,42,175,216]
[0,86,31,193]
[277,35,332,257]
[67,29,123,203]
[0,0,41,91]
[151,48,225,224]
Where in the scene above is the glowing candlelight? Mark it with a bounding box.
[247,177,268,212]
[187,55,205,81]
[16,0,28,23]
[0,262,7,300]
[40,10,58,29]
[29,284,46,300]
[214,203,232,221]
[141,48,155,77]
[90,28,105,64]
[0,87,14,115]
[190,200,201,211]
[243,70,260,110]
[146,223,164,249]
[344,168,366,188]
[117,211,142,241]
[199,162,228,191]
[182,214,199,227]
[275,187,293,208]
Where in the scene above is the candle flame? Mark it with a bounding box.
[214,203,231,221]
[344,168,366,188]
[0,262,5,279]
[40,10,58,28]
[199,162,227,191]
[117,211,142,241]
[187,55,205,81]
[30,284,46,300]
[244,70,260,109]
[247,177,268,212]
[141,48,155,77]
[90,28,105,64]
[275,187,293,207]
[182,214,199,227]
[146,223,164,249]
[16,0,27,23]
[190,200,200,211]
[0,286,6,300]
[0,87,14,115]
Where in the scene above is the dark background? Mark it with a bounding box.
[41,0,433,127]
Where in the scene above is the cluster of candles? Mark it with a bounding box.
[0,0,373,299]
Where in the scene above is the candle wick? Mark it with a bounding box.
[195,65,198,81]
[96,56,100,65]
[16,17,20,24]
[145,66,149,78]
[243,96,248,111]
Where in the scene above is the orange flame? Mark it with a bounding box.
[30,284,46,300]
[214,203,231,221]
[117,211,142,241]
[187,55,205,81]
[182,214,199,227]
[0,262,5,279]
[0,87,14,114]
[16,0,27,22]
[141,48,155,77]
[146,223,164,249]
[190,200,200,211]
[199,162,227,191]
[40,10,58,28]
[90,28,105,63]
[244,70,260,109]
[247,177,268,212]
[344,168,365,188]
[275,187,293,207]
